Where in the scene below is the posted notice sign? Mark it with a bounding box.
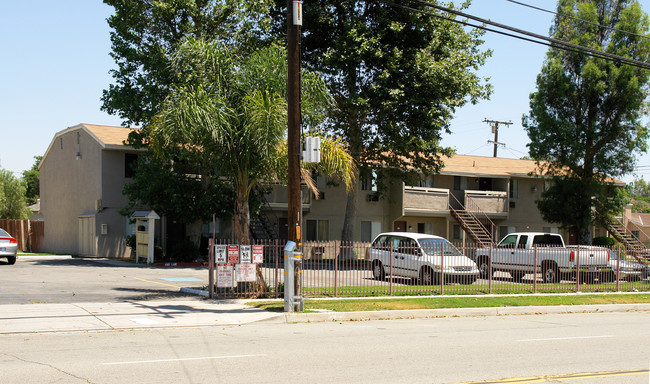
[239,245,252,263]
[227,245,239,264]
[252,245,263,263]
[216,264,235,287]
[214,245,227,263]
[235,263,256,282]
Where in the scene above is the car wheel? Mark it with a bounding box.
[477,257,491,279]
[510,271,525,282]
[7,256,16,265]
[419,267,438,285]
[542,263,559,283]
[372,261,385,281]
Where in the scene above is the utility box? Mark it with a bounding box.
[131,210,160,264]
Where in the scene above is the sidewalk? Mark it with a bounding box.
[1,298,649,334]
[0,300,283,333]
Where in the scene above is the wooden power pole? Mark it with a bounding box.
[483,119,512,157]
[287,0,302,245]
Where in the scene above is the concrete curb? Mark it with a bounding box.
[18,255,73,260]
[275,303,650,323]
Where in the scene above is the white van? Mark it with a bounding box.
[368,232,479,285]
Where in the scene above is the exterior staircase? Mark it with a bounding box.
[602,217,649,263]
[448,194,495,248]
[250,211,279,241]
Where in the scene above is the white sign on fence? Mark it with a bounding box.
[252,245,263,263]
[216,263,236,287]
[239,245,252,263]
[235,263,256,282]
[214,245,227,263]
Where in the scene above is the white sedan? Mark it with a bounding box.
[0,228,18,265]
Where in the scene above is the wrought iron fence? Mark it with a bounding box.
[205,239,650,299]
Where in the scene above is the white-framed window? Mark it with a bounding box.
[417,222,433,234]
[306,219,329,241]
[509,179,518,199]
[361,221,382,242]
[361,170,377,191]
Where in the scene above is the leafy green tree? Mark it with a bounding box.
[270,0,492,243]
[0,169,29,219]
[626,178,650,212]
[102,0,272,126]
[523,0,650,244]
[151,39,355,243]
[22,156,41,206]
[121,151,234,225]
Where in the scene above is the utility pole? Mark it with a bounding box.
[285,0,304,312]
[287,0,301,245]
[483,119,512,157]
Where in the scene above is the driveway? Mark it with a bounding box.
[0,257,209,304]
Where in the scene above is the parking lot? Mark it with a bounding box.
[0,257,209,304]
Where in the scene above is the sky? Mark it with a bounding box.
[1,0,649,183]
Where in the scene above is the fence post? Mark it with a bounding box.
[440,242,445,295]
[575,245,580,292]
[615,244,620,292]
[334,241,339,298]
[533,245,537,294]
[488,246,493,294]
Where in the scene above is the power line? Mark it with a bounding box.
[379,0,650,70]
[505,0,650,41]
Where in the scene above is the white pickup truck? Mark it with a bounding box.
[475,232,610,283]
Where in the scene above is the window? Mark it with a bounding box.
[419,175,434,188]
[306,219,329,241]
[202,219,220,235]
[499,226,515,240]
[361,170,377,191]
[498,234,518,248]
[417,222,433,234]
[452,224,462,240]
[125,153,139,178]
[632,230,640,238]
[453,176,461,191]
[361,221,382,242]
[509,179,518,199]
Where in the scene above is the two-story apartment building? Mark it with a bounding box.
[261,154,616,246]
[40,124,148,257]
[41,124,618,258]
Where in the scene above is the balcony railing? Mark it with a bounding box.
[263,185,312,210]
[465,190,508,216]
[402,186,450,215]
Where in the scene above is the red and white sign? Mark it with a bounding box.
[227,244,239,264]
[235,263,256,282]
[252,245,264,264]
[214,245,227,263]
[239,245,252,263]
[216,263,235,287]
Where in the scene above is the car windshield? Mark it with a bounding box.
[418,238,462,256]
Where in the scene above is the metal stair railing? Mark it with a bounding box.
[602,215,648,263]
[448,193,495,248]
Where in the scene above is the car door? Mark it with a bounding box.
[493,234,518,269]
[397,237,421,278]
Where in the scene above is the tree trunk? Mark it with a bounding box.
[340,180,358,260]
[234,184,250,245]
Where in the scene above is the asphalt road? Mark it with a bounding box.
[1,311,648,384]
[0,256,208,304]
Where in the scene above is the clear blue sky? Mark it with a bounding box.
[1,0,648,182]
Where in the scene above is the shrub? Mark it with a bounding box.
[592,236,615,246]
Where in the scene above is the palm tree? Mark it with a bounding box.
[151,38,355,244]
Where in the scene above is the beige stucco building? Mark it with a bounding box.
[40,123,618,258]
[40,124,146,257]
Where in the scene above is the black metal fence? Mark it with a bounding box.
[206,240,650,299]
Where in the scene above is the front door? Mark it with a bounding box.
[393,221,406,232]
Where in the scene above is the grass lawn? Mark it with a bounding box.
[246,293,650,312]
